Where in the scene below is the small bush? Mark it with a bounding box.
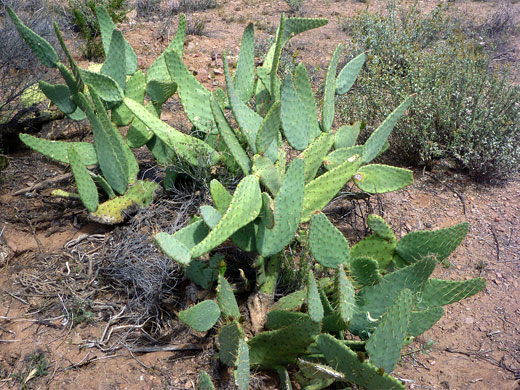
[165,0,217,14]
[338,2,520,181]
[67,0,127,59]
[135,0,161,18]
[185,16,207,35]
[284,0,303,12]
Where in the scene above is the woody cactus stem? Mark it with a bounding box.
[248,254,282,333]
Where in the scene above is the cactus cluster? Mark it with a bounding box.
[191,216,484,390]
[8,8,486,390]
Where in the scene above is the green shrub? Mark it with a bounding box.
[339,2,520,181]
[284,0,303,12]
[165,0,218,14]
[135,0,161,18]
[68,0,127,59]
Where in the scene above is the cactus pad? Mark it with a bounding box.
[165,49,215,134]
[124,97,220,167]
[266,311,309,330]
[191,175,262,258]
[80,70,124,102]
[349,256,381,288]
[309,212,350,268]
[68,145,98,212]
[19,134,97,166]
[7,7,59,68]
[101,29,127,90]
[179,300,220,332]
[408,307,444,337]
[256,101,282,154]
[248,315,321,369]
[210,179,232,214]
[218,321,243,367]
[322,44,342,132]
[301,156,362,222]
[38,82,76,114]
[256,158,304,257]
[396,222,470,264]
[366,289,412,373]
[299,133,334,183]
[307,271,324,323]
[416,278,486,310]
[198,371,215,390]
[234,23,255,102]
[351,241,384,270]
[316,334,405,389]
[235,339,250,390]
[334,265,355,323]
[323,146,364,171]
[281,73,309,150]
[334,121,362,149]
[367,214,396,240]
[335,52,366,95]
[217,274,240,320]
[362,95,414,163]
[353,164,413,194]
[294,63,320,141]
[354,258,436,324]
[211,95,251,175]
[89,180,162,224]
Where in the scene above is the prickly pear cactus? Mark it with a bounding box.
[6,10,484,389]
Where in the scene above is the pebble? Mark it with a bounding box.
[465,317,474,324]
[197,68,209,82]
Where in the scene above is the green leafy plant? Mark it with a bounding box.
[11,351,48,389]
[339,2,520,181]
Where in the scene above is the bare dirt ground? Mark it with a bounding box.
[1,0,520,389]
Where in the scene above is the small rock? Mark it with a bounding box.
[196,68,208,82]
[465,317,474,324]
[213,68,223,75]
[71,333,83,345]
[186,42,195,51]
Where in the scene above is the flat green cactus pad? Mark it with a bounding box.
[366,288,412,373]
[198,370,215,390]
[218,321,243,367]
[19,133,98,166]
[396,222,470,264]
[89,180,162,224]
[179,300,220,332]
[317,334,405,389]
[248,315,321,369]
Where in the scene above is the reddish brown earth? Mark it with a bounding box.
[1,1,520,389]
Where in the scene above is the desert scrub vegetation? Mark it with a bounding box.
[165,0,218,14]
[339,2,520,181]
